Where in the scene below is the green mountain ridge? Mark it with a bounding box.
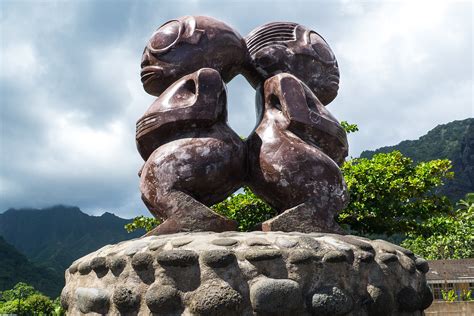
[0,205,143,297]
[360,118,474,201]
[0,236,63,298]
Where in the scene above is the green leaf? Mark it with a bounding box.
[124,216,160,233]
[340,121,359,134]
[338,151,453,236]
[212,187,278,231]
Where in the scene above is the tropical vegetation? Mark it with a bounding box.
[0,282,64,315]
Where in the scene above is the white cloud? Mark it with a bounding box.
[330,0,473,155]
[42,115,131,174]
[0,42,44,83]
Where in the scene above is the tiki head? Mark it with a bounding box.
[136,68,228,160]
[246,22,339,105]
[141,16,249,96]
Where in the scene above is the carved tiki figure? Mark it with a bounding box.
[138,68,245,234]
[245,22,349,233]
[137,16,249,234]
[141,15,250,96]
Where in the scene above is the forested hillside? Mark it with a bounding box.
[360,118,473,201]
[0,205,142,297]
[0,236,63,298]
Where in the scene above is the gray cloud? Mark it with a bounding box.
[0,0,472,217]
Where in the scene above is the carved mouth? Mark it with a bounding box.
[140,66,164,85]
[327,74,339,91]
[327,74,339,84]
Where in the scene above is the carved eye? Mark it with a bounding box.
[148,21,181,52]
[256,55,275,67]
[309,32,335,62]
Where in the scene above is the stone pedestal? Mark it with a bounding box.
[61,232,433,315]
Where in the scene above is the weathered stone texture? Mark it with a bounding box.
[63,232,432,315]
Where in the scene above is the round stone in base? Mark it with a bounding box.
[62,231,432,315]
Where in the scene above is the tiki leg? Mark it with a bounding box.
[262,198,346,234]
[143,191,237,236]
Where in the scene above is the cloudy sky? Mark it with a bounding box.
[0,0,472,217]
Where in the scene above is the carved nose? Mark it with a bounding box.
[140,49,152,68]
[141,59,150,68]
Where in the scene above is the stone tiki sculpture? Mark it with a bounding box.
[245,22,349,233]
[137,16,249,234]
[138,17,349,235]
[61,17,434,316]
